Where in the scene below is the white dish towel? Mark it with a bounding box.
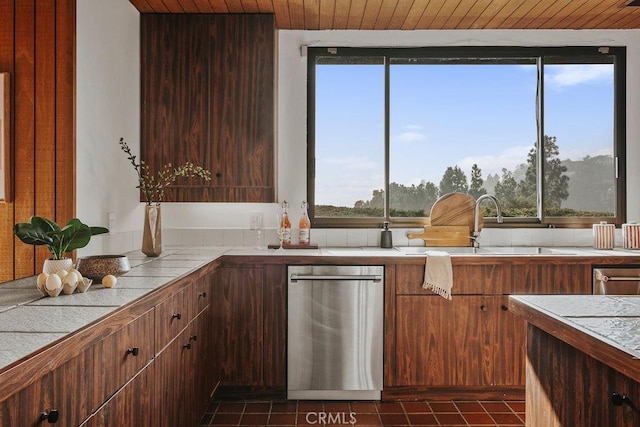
[422,250,453,300]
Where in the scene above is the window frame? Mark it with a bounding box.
[307,46,626,229]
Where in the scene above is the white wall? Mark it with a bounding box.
[76,0,142,253]
[76,0,640,253]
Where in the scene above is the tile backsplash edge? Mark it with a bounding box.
[80,227,608,256]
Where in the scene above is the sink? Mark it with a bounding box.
[395,246,480,255]
[481,246,577,255]
[395,246,577,255]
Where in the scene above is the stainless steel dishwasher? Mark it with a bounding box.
[593,267,640,294]
[287,265,384,400]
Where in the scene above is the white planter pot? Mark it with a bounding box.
[42,258,73,275]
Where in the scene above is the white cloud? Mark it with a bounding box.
[560,145,612,161]
[546,64,612,88]
[316,156,383,206]
[395,131,426,142]
[393,124,426,143]
[458,145,532,178]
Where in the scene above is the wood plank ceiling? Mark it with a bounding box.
[129,0,640,30]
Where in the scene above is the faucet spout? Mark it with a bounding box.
[472,194,503,247]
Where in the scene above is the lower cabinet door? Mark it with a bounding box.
[0,347,95,427]
[395,295,493,387]
[82,363,154,427]
[154,329,190,427]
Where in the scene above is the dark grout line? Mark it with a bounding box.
[201,399,526,426]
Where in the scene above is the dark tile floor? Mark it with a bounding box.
[199,399,525,426]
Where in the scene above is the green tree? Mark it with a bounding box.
[439,166,468,196]
[519,135,569,209]
[468,163,487,199]
[494,168,519,208]
[366,189,385,210]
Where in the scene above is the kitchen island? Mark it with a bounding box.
[509,295,640,426]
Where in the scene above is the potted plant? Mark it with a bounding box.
[14,216,109,273]
[119,137,211,256]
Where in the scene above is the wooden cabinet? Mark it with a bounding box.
[395,295,524,389]
[81,365,154,427]
[211,267,264,385]
[211,263,286,398]
[512,261,592,294]
[92,309,154,410]
[493,296,526,386]
[0,310,153,427]
[155,287,188,353]
[140,14,275,203]
[0,347,95,426]
[153,310,213,427]
[396,295,491,387]
[388,260,590,399]
[526,325,640,426]
[153,270,216,427]
[0,263,217,426]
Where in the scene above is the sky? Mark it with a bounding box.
[315,61,614,207]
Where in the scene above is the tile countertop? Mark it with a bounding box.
[1,244,640,372]
[509,295,640,383]
[0,246,230,371]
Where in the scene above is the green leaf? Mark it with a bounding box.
[13,223,53,247]
[60,219,92,252]
[31,216,59,233]
[13,216,110,260]
[90,226,109,236]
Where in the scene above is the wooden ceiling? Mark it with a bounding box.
[129,0,640,30]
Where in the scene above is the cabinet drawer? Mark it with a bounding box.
[81,363,154,427]
[191,275,211,317]
[0,347,96,427]
[155,288,188,352]
[92,309,154,410]
[396,264,511,295]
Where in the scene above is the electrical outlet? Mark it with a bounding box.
[108,212,116,235]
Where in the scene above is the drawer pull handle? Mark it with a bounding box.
[183,343,192,350]
[126,347,139,356]
[480,305,488,311]
[40,409,59,423]
[172,313,182,320]
[190,335,197,342]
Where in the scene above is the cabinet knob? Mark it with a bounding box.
[215,172,222,178]
[501,304,509,311]
[480,305,488,311]
[126,347,140,356]
[172,313,181,320]
[40,409,59,423]
[198,291,207,298]
[183,343,192,350]
[189,335,197,342]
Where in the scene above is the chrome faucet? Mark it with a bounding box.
[472,194,503,247]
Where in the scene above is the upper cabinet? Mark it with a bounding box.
[140,14,275,203]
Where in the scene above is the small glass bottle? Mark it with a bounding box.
[299,201,311,245]
[280,200,292,244]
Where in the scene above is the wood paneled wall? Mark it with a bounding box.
[0,0,76,281]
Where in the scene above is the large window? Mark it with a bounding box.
[308,47,625,228]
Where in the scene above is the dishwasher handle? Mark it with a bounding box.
[595,272,640,282]
[290,274,382,283]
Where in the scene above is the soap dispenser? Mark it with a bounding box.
[381,221,393,249]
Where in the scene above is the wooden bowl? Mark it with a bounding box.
[76,255,130,281]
